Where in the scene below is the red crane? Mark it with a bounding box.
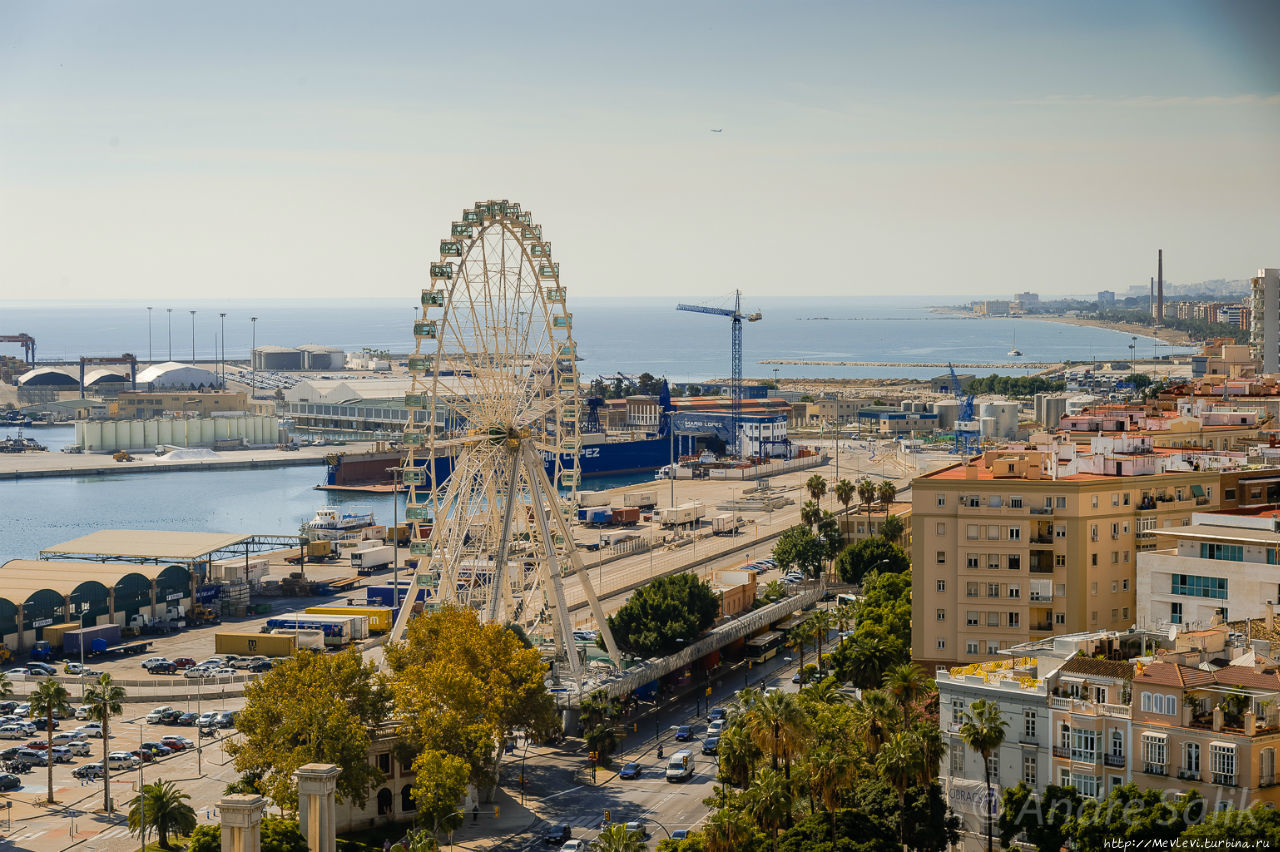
[0,334,36,364]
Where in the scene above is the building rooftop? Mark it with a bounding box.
[1058,657,1136,680]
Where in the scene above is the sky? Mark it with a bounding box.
[0,0,1277,303]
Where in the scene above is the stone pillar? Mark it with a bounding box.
[219,794,266,852]
[295,763,341,852]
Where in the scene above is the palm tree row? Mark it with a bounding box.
[711,661,942,850]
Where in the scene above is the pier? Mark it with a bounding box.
[0,442,342,480]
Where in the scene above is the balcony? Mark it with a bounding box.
[1030,506,1053,516]
[1030,535,1054,545]
[1029,593,1053,602]
[1105,754,1126,768]
[1052,745,1070,759]
[1212,773,1237,787]
[1019,736,1039,746]
[1071,750,1097,762]
[1031,622,1054,632]
[1177,769,1200,781]
[1143,764,1167,777]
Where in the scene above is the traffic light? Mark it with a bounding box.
[494,806,500,819]
[705,686,712,697]
[604,809,611,823]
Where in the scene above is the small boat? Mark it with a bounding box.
[1008,330,1022,357]
[306,504,375,532]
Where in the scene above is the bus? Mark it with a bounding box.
[835,593,861,608]
[744,630,785,662]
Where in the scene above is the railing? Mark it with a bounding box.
[1030,535,1054,545]
[1071,749,1097,762]
[1050,696,1070,709]
[1030,564,1054,574]
[1052,745,1070,759]
[1099,703,1132,719]
[1212,773,1237,787]
[1029,593,1053,602]
[1019,736,1039,746]
[1143,764,1167,777]
[1177,769,1200,781]
[1030,507,1053,515]
[1031,622,1053,632]
[1105,754,1126,768]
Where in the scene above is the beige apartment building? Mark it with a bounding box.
[911,438,1222,669]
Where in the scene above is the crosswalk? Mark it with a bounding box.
[2,824,135,845]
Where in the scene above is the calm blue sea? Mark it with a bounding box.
[0,297,1186,382]
[0,297,1192,562]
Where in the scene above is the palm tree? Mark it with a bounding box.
[85,673,127,814]
[746,768,792,852]
[787,623,816,678]
[805,474,827,504]
[833,478,855,516]
[127,779,197,850]
[880,513,904,544]
[833,602,857,635]
[876,731,924,850]
[704,807,757,852]
[804,745,854,838]
[911,719,946,784]
[841,632,891,689]
[0,671,13,700]
[849,688,901,759]
[803,678,847,706]
[877,480,897,516]
[959,698,1008,852]
[856,477,876,521]
[717,722,760,788]
[809,609,834,663]
[30,678,71,804]
[882,662,933,724]
[593,823,647,852]
[800,500,822,531]
[742,689,808,779]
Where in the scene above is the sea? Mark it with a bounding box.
[0,297,1192,563]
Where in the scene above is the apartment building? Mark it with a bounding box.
[912,435,1223,668]
[1137,509,1280,630]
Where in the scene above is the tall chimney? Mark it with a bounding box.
[1157,249,1164,323]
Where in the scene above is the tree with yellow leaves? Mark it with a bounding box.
[385,606,558,801]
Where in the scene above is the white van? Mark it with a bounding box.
[107,751,139,770]
[665,749,694,782]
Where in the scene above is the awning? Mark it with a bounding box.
[1191,484,1205,498]
[1141,731,1167,741]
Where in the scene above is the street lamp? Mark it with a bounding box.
[189,310,197,363]
[219,313,227,387]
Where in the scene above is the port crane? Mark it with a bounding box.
[947,363,979,455]
[677,290,762,458]
[0,334,36,364]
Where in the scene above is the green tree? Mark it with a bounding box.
[410,750,469,841]
[771,525,825,578]
[595,823,649,852]
[704,807,765,852]
[127,779,197,850]
[881,662,932,724]
[1067,784,1201,852]
[805,475,827,504]
[1181,805,1280,848]
[742,690,809,778]
[29,678,71,804]
[718,721,762,788]
[604,572,719,656]
[833,538,908,585]
[187,824,221,852]
[585,721,620,767]
[879,514,903,544]
[848,689,900,758]
[746,768,793,852]
[958,699,1008,852]
[803,745,853,837]
[260,817,309,852]
[386,606,558,799]
[760,580,788,603]
[799,500,821,531]
[0,671,12,700]
[227,647,392,811]
[998,782,1082,852]
[875,731,923,850]
[833,479,855,516]
[85,672,126,814]
[855,477,876,520]
[875,481,896,514]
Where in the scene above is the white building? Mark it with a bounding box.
[1251,269,1280,375]
[1137,510,1280,629]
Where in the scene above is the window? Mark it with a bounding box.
[1199,543,1244,562]
[1056,496,1066,508]
[1171,574,1228,599]
[1055,524,1066,539]
[937,579,947,593]
[967,640,979,655]
[936,522,946,535]
[951,699,964,724]
[989,496,1002,508]
[988,612,999,627]
[1122,607,1129,619]
[967,524,980,540]
[1123,493,1131,506]
[1071,728,1096,761]
[1093,686,1109,704]
[1008,585,1021,599]
[1008,554,1020,571]
[1055,612,1065,625]
[1091,524,1099,541]
[1010,496,1023,508]
[1211,742,1236,786]
[1059,722,1071,751]
[1092,495,1099,508]
[988,555,1001,570]
[967,555,980,570]
[950,743,965,774]
[1111,730,1124,759]
[1091,554,1098,566]
[1170,602,1183,624]
[967,611,979,626]
[1055,554,1066,567]
[1183,742,1200,776]
[1071,773,1098,800]
[1024,710,1037,740]
[1091,610,1098,623]
[987,754,999,783]
[377,753,392,774]
[1009,527,1021,541]
[1111,551,1119,564]
[1091,582,1098,595]
[1122,579,1129,591]
[1141,733,1167,774]
[988,525,1001,541]
[1059,767,1070,787]
[1261,748,1275,787]
[1112,493,1120,506]
[1023,755,1037,786]
[937,551,946,564]
[1007,612,1020,628]
[937,608,946,622]
[401,784,416,812]
[937,494,947,507]
[967,582,980,597]
[1111,608,1119,621]
[936,638,946,651]
[988,583,1000,598]
[987,640,1000,654]
[1112,581,1119,593]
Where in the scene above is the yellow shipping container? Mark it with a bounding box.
[42,622,83,649]
[305,605,393,634]
[214,632,297,657]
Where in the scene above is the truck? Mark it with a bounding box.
[712,514,744,535]
[305,605,393,634]
[63,625,123,657]
[285,540,338,565]
[363,584,427,608]
[657,502,705,527]
[665,750,694,782]
[623,491,657,509]
[581,507,613,526]
[351,545,395,574]
[599,530,638,548]
[611,507,640,526]
[215,631,298,657]
[577,491,611,508]
[38,623,82,653]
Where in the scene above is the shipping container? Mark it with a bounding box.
[305,605,394,634]
[269,628,324,650]
[611,506,640,525]
[351,545,395,573]
[273,611,370,641]
[712,514,743,535]
[657,502,705,526]
[599,530,638,548]
[577,491,611,508]
[211,555,270,583]
[42,622,83,650]
[364,584,428,608]
[623,491,657,509]
[263,615,349,646]
[585,507,613,525]
[215,632,297,657]
[64,624,123,656]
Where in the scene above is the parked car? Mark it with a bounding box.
[63,663,101,676]
[184,666,214,680]
[144,707,174,724]
[177,712,199,726]
[542,824,571,845]
[51,732,80,745]
[106,752,138,770]
[0,772,20,791]
[196,712,220,727]
[72,763,104,779]
[247,660,273,673]
[0,748,19,762]
[210,668,237,677]
[230,656,266,670]
[674,725,692,742]
[144,660,177,675]
[197,658,225,669]
[172,657,197,669]
[24,741,48,750]
[49,746,73,763]
[75,704,94,720]
[216,711,238,729]
[141,742,173,757]
[26,662,57,676]
[13,703,30,717]
[14,748,48,767]
[618,762,641,779]
[160,736,189,751]
[0,701,15,714]
[0,725,25,740]
[74,724,104,738]
[140,657,171,670]
[32,718,60,731]
[130,749,154,763]
[67,740,92,756]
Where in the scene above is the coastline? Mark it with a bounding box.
[1031,314,1194,346]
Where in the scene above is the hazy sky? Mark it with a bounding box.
[1,1,1277,303]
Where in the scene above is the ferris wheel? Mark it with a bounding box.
[389,200,620,673]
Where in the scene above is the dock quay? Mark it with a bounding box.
[759,358,1058,369]
[0,442,345,480]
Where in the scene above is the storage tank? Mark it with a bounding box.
[1067,394,1102,415]
[979,416,998,438]
[932,400,959,430]
[252,346,303,371]
[980,401,1020,439]
[298,345,346,371]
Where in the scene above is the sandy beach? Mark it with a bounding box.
[1030,313,1195,346]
